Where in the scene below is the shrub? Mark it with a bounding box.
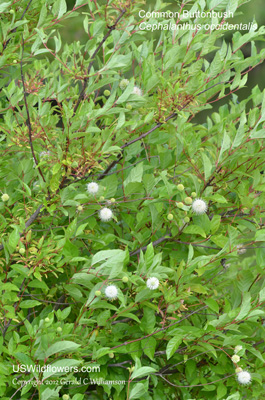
[0,0,265,399]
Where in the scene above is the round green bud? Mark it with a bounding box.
[45,317,50,323]
[77,205,83,211]
[191,192,197,198]
[167,213,173,221]
[13,60,17,64]
[108,352,114,358]
[62,395,69,400]
[177,184,184,191]
[122,276,128,283]
[57,327,62,333]
[1,193,9,202]
[176,202,184,208]
[191,159,195,164]
[19,248,26,255]
[10,9,14,14]
[184,197,193,205]
[95,290,101,297]
[126,104,132,110]
[99,196,105,201]
[110,198,115,203]
[184,216,190,223]
[104,89,111,97]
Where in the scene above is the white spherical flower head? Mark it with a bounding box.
[132,86,142,96]
[99,207,113,222]
[146,277,159,290]
[119,79,129,90]
[192,198,208,215]
[237,370,251,385]
[231,354,240,363]
[87,182,99,195]
[105,285,118,300]
[234,345,243,354]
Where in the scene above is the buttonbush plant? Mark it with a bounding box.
[1,0,265,399]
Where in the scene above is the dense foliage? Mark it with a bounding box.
[1,0,265,399]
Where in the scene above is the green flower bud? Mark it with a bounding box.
[184,216,190,223]
[104,89,111,97]
[122,276,128,283]
[110,198,115,203]
[191,192,197,198]
[167,213,173,221]
[177,184,184,191]
[176,202,184,208]
[13,60,17,64]
[19,248,26,255]
[108,352,114,358]
[95,290,101,297]
[184,197,193,205]
[62,395,69,400]
[45,317,50,323]
[99,196,105,201]
[77,205,83,211]
[57,327,62,333]
[1,193,9,202]
[126,104,132,110]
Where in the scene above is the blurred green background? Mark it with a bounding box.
[62,0,265,118]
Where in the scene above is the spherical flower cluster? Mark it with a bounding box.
[1,193,9,202]
[185,197,193,205]
[87,182,99,195]
[234,345,243,354]
[236,370,251,385]
[231,354,240,363]
[192,198,208,215]
[99,207,113,222]
[119,79,129,90]
[132,86,142,96]
[177,184,184,191]
[105,285,118,300]
[146,277,159,290]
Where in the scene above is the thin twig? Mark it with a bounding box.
[20,36,46,183]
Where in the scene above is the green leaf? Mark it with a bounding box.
[205,298,219,313]
[124,163,143,187]
[131,366,156,380]
[8,228,20,252]
[0,2,11,13]
[43,359,82,380]
[202,152,213,180]
[235,292,251,321]
[255,229,265,241]
[183,225,206,238]
[129,383,146,399]
[210,215,221,233]
[166,336,182,359]
[45,341,81,358]
[19,300,41,308]
[116,80,135,104]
